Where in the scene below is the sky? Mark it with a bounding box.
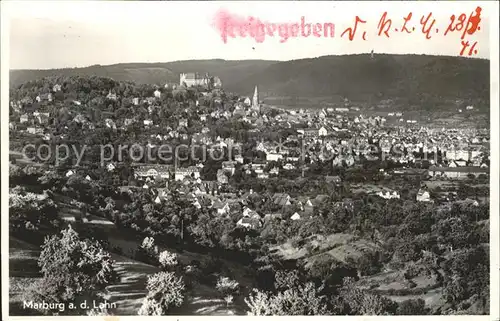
[4,1,493,70]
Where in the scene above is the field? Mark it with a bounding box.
[270,233,381,266]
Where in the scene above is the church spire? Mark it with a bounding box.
[252,85,260,113]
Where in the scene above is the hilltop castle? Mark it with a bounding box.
[179,72,222,88]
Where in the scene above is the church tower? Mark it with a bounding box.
[252,85,260,113]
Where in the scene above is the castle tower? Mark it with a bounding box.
[252,86,260,113]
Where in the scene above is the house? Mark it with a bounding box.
[106,91,117,101]
[233,105,246,117]
[416,189,431,202]
[53,84,62,92]
[213,200,230,215]
[318,126,328,137]
[283,163,295,170]
[235,155,244,164]
[427,166,488,179]
[325,175,341,184]
[175,167,200,181]
[242,207,258,218]
[27,127,43,135]
[85,175,92,181]
[466,105,474,110]
[255,142,266,152]
[222,161,236,175]
[335,107,349,112]
[123,118,135,127]
[301,129,318,138]
[191,133,211,145]
[237,217,262,229]
[200,114,207,122]
[273,193,292,206]
[264,213,282,221]
[132,98,140,105]
[192,199,202,209]
[34,112,50,124]
[299,198,314,214]
[257,173,269,179]
[105,118,117,129]
[154,89,161,98]
[143,119,153,126]
[376,190,400,199]
[20,114,29,124]
[290,212,301,220]
[266,153,283,162]
[73,114,87,124]
[107,163,116,172]
[179,119,188,127]
[134,165,173,179]
[144,97,155,105]
[66,170,75,177]
[38,93,52,102]
[217,170,229,184]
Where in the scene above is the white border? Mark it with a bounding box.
[1,1,499,320]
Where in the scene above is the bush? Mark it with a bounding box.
[138,298,163,316]
[138,271,185,315]
[135,236,159,265]
[396,299,427,315]
[354,251,384,276]
[24,226,116,312]
[274,270,300,291]
[216,276,240,296]
[404,262,421,279]
[245,282,330,315]
[158,250,178,270]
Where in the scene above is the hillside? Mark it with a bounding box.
[10,59,278,90]
[10,55,489,111]
[232,54,490,110]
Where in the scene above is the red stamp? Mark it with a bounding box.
[213,9,335,44]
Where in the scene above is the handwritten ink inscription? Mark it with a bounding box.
[213,6,483,57]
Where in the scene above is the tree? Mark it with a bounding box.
[138,272,185,315]
[396,299,427,315]
[136,236,159,264]
[138,298,163,316]
[339,277,396,315]
[216,276,240,297]
[9,189,59,234]
[274,270,300,291]
[245,282,329,315]
[158,250,179,270]
[25,226,116,311]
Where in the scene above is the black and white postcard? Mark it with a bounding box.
[1,0,498,319]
